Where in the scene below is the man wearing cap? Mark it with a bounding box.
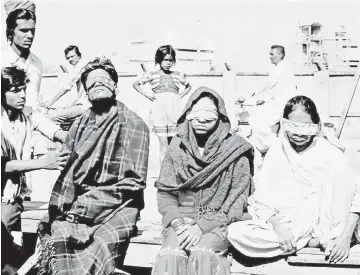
[2,1,42,109]
[37,57,150,275]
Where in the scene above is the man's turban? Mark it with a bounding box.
[4,0,36,15]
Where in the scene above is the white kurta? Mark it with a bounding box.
[247,60,297,153]
[228,135,360,258]
[65,58,91,108]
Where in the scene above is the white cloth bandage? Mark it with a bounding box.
[85,75,116,93]
[186,97,218,122]
[281,118,320,136]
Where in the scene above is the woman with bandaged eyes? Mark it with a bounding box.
[152,86,254,275]
[228,95,360,264]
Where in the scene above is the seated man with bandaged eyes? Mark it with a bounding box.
[36,57,150,275]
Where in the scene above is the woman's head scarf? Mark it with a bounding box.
[156,86,254,225]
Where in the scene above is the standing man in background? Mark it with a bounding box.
[2,0,67,177]
[2,1,42,109]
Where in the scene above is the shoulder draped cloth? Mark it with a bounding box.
[42,101,149,225]
[156,86,255,224]
[252,127,360,244]
[36,101,149,275]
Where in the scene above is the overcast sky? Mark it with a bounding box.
[1,0,360,71]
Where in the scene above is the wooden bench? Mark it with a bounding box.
[123,235,360,275]
[20,202,360,274]
[288,246,360,266]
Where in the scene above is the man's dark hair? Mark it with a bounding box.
[155,45,176,65]
[64,45,82,58]
[1,67,29,105]
[6,9,36,42]
[271,45,285,59]
[80,57,118,90]
[283,95,320,124]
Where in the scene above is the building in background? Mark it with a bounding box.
[296,22,359,71]
[323,25,360,70]
[297,22,325,70]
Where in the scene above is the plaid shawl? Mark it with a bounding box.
[37,101,149,275]
[156,87,255,224]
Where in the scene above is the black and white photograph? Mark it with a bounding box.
[1,0,360,274]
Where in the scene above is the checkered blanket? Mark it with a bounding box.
[38,207,138,275]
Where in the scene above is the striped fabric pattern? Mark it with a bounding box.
[153,125,177,136]
[38,207,139,275]
[139,70,188,94]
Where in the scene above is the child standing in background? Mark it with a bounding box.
[133,45,191,165]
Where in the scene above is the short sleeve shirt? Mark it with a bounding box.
[2,46,43,108]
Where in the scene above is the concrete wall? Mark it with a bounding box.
[40,71,360,140]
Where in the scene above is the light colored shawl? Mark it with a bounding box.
[251,129,360,249]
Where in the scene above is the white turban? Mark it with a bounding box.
[4,1,36,15]
[280,118,320,136]
[186,97,218,122]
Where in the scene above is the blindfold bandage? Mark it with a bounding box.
[281,118,320,136]
[85,76,116,93]
[186,109,218,122]
[186,97,218,122]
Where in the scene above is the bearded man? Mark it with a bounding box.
[37,57,150,275]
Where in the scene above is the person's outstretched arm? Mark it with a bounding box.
[43,68,83,107]
[32,111,67,143]
[44,86,72,107]
[3,150,68,173]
